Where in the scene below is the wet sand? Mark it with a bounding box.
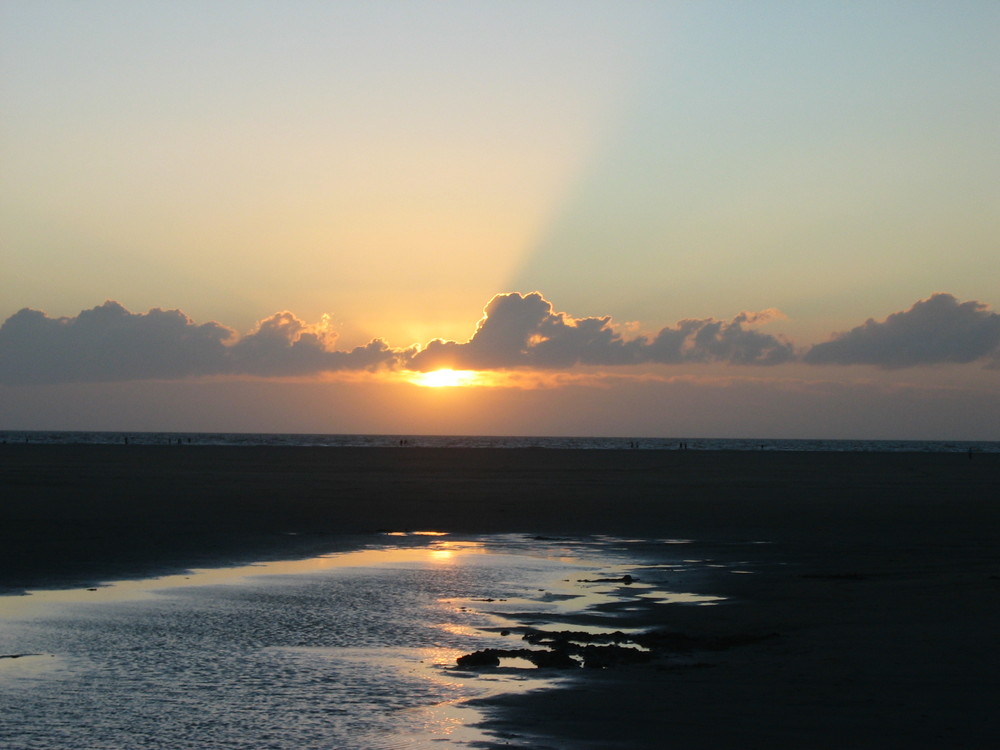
[2,445,999,747]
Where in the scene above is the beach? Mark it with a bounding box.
[2,445,999,747]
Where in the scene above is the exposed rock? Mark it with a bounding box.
[523,629,632,647]
[457,650,502,668]
[529,649,579,669]
[456,648,579,669]
[456,628,778,671]
[580,644,654,669]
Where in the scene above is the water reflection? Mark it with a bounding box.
[0,534,730,749]
[0,537,490,619]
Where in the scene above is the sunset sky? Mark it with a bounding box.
[2,1,998,438]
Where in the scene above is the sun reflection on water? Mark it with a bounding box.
[0,538,489,619]
[1,535,734,749]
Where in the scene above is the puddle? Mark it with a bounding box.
[634,591,726,605]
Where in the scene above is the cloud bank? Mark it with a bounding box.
[0,301,399,385]
[1,292,997,385]
[804,293,1000,368]
[408,292,794,371]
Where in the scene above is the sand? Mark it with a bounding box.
[2,445,999,747]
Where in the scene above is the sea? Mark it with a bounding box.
[2,430,997,452]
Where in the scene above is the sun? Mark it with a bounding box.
[409,369,483,388]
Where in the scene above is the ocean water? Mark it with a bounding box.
[2,430,997,452]
[0,534,716,750]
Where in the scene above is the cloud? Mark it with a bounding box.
[804,293,1000,368]
[0,302,234,385]
[407,292,795,371]
[2,292,996,386]
[646,314,795,366]
[0,301,400,385]
[229,311,400,377]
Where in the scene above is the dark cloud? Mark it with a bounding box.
[228,311,399,377]
[3,292,995,385]
[407,292,795,371]
[0,302,233,385]
[647,309,795,366]
[407,292,642,370]
[0,301,399,385]
[804,293,1000,368]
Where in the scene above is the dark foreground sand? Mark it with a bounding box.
[2,445,999,748]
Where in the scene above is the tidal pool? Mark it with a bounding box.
[0,534,725,749]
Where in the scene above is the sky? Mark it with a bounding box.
[2,0,998,439]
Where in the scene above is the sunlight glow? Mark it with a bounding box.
[387,367,673,390]
[410,369,487,388]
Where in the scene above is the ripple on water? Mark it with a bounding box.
[0,535,725,749]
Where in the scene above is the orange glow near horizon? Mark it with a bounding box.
[384,366,665,390]
[409,369,489,388]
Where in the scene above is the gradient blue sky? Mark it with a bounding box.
[2,1,998,438]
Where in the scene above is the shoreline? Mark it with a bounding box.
[470,534,1000,749]
[3,445,999,747]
